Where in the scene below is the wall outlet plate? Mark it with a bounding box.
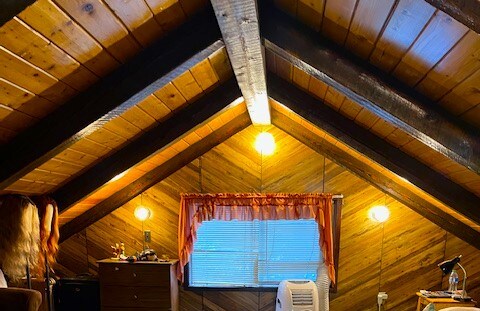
[144,230,151,243]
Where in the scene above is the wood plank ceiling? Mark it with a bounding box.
[0,0,479,250]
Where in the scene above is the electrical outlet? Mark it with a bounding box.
[144,230,151,243]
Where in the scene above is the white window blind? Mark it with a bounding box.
[189,219,321,288]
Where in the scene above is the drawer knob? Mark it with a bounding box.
[133,273,137,277]
[133,295,138,299]
[114,267,119,271]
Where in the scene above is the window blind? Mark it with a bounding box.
[189,219,321,288]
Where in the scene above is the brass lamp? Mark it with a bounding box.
[438,255,469,300]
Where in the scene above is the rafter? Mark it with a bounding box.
[211,0,270,125]
[0,9,222,190]
[261,4,480,174]
[423,0,480,34]
[60,112,251,242]
[268,74,480,226]
[272,109,480,250]
[0,0,35,26]
[54,78,242,212]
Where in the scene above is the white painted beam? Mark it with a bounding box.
[211,0,270,125]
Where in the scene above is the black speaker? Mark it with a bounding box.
[53,275,100,311]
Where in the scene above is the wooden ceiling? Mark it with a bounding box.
[0,0,479,249]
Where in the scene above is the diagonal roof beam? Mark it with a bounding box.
[423,0,480,34]
[53,77,242,212]
[268,74,480,226]
[0,0,35,26]
[261,4,480,174]
[0,8,223,190]
[59,111,251,242]
[272,109,480,250]
[210,0,270,125]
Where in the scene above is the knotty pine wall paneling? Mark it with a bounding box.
[56,126,480,311]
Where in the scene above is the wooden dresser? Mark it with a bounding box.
[98,259,178,311]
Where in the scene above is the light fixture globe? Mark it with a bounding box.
[134,206,151,221]
[369,205,390,222]
[254,132,275,155]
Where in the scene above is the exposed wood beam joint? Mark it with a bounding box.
[0,8,223,190]
[423,0,480,34]
[268,74,480,226]
[59,112,251,242]
[261,4,480,174]
[0,0,35,26]
[54,78,243,212]
[211,0,270,125]
[272,109,480,250]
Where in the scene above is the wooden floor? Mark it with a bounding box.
[56,125,480,311]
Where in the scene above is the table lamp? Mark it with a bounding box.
[438,255,469,300]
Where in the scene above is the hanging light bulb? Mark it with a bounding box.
[254,132,275,155]
[369,205,390,223]
[134,206,151,221]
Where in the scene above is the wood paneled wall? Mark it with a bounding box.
[57,126,480,311]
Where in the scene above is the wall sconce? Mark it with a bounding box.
[369,205,390,222]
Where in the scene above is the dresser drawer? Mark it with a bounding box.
[99,263,170,286]
[101,285,171,309]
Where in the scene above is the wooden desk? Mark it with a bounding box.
[416,292,476,311]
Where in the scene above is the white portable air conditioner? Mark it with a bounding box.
[276,280,319,311]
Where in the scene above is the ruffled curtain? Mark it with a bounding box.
[177,193,336,284]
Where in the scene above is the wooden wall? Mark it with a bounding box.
[56,125,480,311]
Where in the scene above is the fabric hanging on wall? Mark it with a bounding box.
[177,193,335,284]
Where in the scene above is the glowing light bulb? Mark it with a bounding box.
[254,132,275,155]
[369,205,390,222]
[134,206,151,221]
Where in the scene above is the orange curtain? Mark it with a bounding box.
[177,193,335,284]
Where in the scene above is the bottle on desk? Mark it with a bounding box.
[448,269,459,292]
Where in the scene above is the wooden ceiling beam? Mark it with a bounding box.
[268,74,480,226]
[423,0,480,34]
[0,0,35,26]
[59,112,251,242]
[54,78,242,212]
[0,8,223,190]
[261,4,480,174]
[210,0,270,125]
[272,109,480,250]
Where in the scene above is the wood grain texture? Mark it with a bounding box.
[53,77,241,212]
[423,0,480,33]
[57,125,480,311]
[261,5,480,175]
[268,73,480,229]
[0,10,222,190]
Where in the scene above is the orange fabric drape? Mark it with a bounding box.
[177,193,336,284]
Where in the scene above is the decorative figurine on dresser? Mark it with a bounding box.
[97,256,179,311]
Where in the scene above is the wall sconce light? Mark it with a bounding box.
[254,131,275,155]
[369,205,390,223]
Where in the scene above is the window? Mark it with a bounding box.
[188,219,321,288]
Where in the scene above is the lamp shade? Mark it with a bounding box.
[438,256,461,275]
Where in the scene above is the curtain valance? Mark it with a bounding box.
[177,193,335,284]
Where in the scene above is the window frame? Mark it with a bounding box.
[183,197,343,292]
